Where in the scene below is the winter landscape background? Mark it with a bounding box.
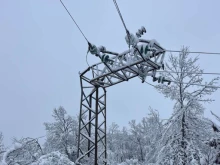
[1,0,220,164]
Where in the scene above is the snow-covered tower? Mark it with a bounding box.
[76,27,169,165]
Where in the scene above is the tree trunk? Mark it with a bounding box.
[181,112,187,165]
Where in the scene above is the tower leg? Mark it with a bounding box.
[76,76,107,165]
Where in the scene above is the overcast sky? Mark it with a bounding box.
[1,0,220,146]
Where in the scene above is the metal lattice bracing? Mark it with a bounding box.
[76,77,107,165]
[76,38,168,165]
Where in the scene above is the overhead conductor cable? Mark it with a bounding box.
[166,50,220,56]
[60,0,98,72]
[60,0,90,44]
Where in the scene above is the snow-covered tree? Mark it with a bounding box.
[204,111,220,164]
[107,123,128,163]
[107,108,163,164]
[155,47,219,164]
[107,122,120,152]
[117,127,135,162]
[107,122,137,164]
[44,106,78,162]
[30,151,75,165]
[127,108,163,164]
[0,132,5,161]
[117,159,140,165]
[129,120,146,162]
[1,137,43,165]
[200,144,216,165]
[142,108,163,164]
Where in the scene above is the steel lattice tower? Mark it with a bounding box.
[76,37,169,165]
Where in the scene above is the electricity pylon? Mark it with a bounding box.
[76,27,170,165]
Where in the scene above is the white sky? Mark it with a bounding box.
[1,0,220,146]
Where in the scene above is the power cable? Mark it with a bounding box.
[166,50,220,56]
[86,53,90,68]
[144,80,156,87]
[158,70,220,76]
[60,0,90,44]
[59,0,97,77]
[113,0,129,34]
[112,0,133,67]
[169,80,220,88]
[142,77,220,88]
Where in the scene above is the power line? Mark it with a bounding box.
[142,78,220,88]
[113,0,129,34]
[137,76,156,87]
[113,0,133,62]
[60,0,90,44]
[60,0,96,78]
[157,70,220,76]
[170,80,220,88]
[144,81,156,87]
[166,50,220,56]
[145,80,220,88]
